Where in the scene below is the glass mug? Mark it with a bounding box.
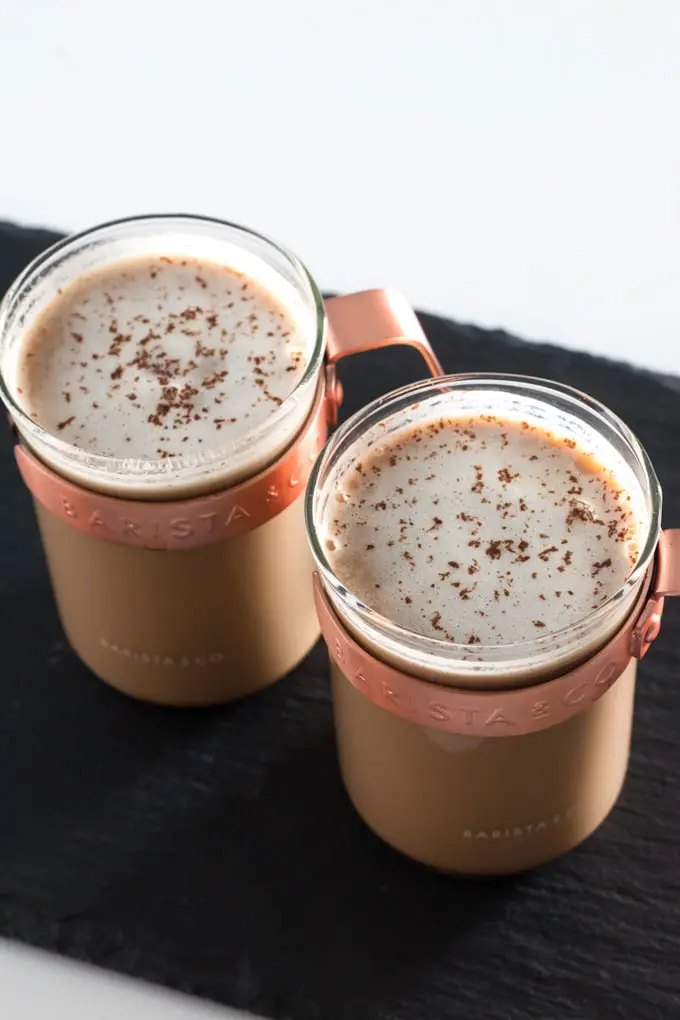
[306,375,680,874]
[0,215,442,705]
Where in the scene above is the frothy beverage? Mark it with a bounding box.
[2,216,441,707]
[0,216,338,705]
[14,254,311,492]
[324,414,642,647]
[309,376,659,874]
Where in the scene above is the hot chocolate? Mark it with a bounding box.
[1,215,436,705]
[307,375,659,873]
[0,216,329,703]
[13,253,313,495]
[324,414,642,647]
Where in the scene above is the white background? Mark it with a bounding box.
[0,2,678,1017]
[1,1,679,372]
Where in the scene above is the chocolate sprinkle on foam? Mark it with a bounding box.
[325,415,644,646]
[16,255,309,461]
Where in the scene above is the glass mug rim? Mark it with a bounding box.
[305,372,662,679]
[0,213,327,491]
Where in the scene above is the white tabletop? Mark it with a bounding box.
[0,1,678,1017]
[0,940,246,1018]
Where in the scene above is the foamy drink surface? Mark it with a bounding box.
[15,256,308,461]
[325,415,643,645]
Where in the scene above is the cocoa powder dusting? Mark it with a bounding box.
[16,254,308,462]
[322,412,643,650]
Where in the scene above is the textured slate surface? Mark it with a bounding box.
[0,222,678,1019]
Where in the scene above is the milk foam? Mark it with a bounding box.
[15,255,310,465]
[324,413,646,645]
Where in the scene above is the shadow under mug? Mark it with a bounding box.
[0,215,443,705]
[305,374,680,874]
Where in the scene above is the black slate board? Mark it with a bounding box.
[0,222,679,1020]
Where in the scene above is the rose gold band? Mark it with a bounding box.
[314,530,680,737]
[16,289,442,550]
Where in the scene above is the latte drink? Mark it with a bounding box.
[0,215,440,703]
[16,255,311,492]
[307,375,665,873]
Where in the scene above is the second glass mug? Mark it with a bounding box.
[306,374,680,874]
[0,214,442,705]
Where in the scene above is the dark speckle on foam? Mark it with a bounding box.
[326,415,644,645]
[17,255,308,461]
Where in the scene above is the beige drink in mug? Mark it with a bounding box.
[0,215,441,705]
[306,374,680,874]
